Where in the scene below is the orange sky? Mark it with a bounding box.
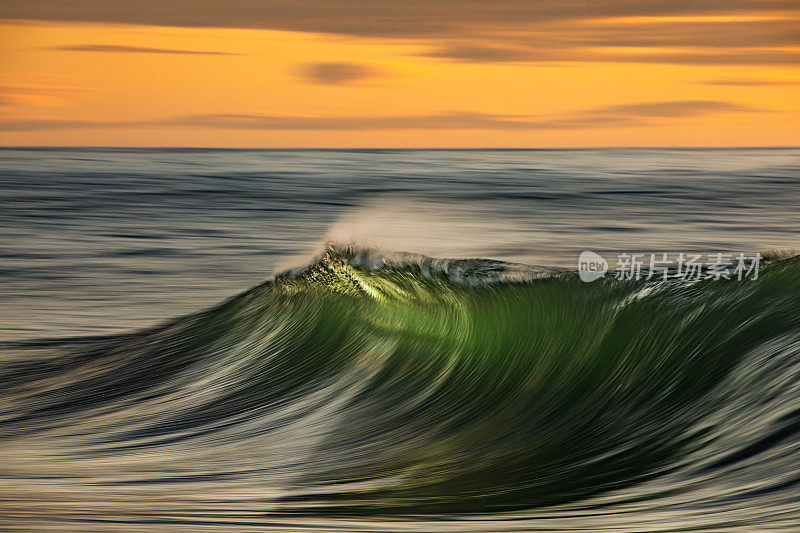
[0,2,798,147]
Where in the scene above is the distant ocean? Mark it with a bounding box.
[2,148,798,339]
[2,148,800,531]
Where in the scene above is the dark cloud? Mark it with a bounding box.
[49,44,237,55]
[3,1,798,66]
[297,62,382,85]
[1,100,760,132]
[422,45,539,63]
[1,1,798,37]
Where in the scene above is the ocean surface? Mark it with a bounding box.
[2,147,799,340]
[1,148,800,531]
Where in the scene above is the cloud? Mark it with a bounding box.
[422,45,539,63]
[701,78,800,86]
[48,44,238,55]
[0,112,637,132]
[296,62,383,85]
[604,50,800,66]
[593,100,758,117]
[1,100,760,132]
[0,84,85,107]
[2,1,799,37]
[426,47,800,66]
[0,118,141,131]
[3,2,799,66]
[170,112,549,130]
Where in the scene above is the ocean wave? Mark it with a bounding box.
[2,249,800,530]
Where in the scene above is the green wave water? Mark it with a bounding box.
[2,247,800,530]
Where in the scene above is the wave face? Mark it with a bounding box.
[2,248,800,530]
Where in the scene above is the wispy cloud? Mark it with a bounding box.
[427,48,800,66]
[593,100,758,117]
[0,84,85,107]
[1,100,761,132]
[701,78,800,86]
[422,45,537,63]
[48,44,238,55]
[170,112,545,130]
[296,62,383,85]
[173,101,758,130]
[0,118,141,131]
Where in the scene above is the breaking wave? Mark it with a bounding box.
[2,246,800,530]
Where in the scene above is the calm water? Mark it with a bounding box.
[1,148,798,339]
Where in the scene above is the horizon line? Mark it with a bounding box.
[2,145,799,151]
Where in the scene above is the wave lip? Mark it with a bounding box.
[278,242,569,285]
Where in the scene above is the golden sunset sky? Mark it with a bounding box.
[0,1,798,147]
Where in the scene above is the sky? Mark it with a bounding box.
[0,1,798,147]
